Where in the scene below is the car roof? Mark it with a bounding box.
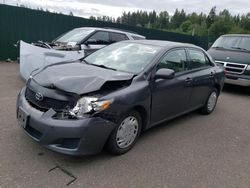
[74,27,145,38]
[121,39,201,50]
[222,34,250,37]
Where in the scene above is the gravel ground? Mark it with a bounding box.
[0,62,249,188]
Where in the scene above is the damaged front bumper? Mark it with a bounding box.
[16,87,116,156]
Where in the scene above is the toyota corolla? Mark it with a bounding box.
[16,40,225,155]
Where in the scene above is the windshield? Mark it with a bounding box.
[55,28,94,43]
[212,36,250,51]
[84,42,161,74]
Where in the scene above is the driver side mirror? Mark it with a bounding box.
[155,68,175,80]
[85,39,97,46]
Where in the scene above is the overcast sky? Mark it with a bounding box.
[3,0,250,18]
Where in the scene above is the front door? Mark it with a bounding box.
[151,48,193,125]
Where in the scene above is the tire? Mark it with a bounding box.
[200,88,218,115]
[106,110,142,155]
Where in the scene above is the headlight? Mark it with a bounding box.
[246,65,250,70]
[69,97,113,118]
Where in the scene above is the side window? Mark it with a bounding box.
[188,49,210,69]
[110,33,128,43]
[87,31,110,44]
[158,49,187,73]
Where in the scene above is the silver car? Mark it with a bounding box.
[19,27,145,80]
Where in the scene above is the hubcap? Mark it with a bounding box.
[207,91,217,112]
[116,116,139,149]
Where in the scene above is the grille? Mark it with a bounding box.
[25,87,69,111]
[215,61,247,74]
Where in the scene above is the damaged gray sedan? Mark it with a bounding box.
[16,40,225,155]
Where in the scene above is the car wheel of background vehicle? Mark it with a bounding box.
[106,111,142,155]
[200,88,218,115]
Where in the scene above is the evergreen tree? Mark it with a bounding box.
[206,6,216,28]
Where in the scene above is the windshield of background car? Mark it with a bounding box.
[212,36,250,51]
[84,42,162,74]
[55,28,94,43]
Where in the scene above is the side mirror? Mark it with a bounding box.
[155,69,175,80]
[85,39,97,45]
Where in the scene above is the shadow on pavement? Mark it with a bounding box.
[222,84,250,96]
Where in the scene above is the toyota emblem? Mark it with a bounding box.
[35,92,44,101]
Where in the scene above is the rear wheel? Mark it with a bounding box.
[200,88,218,115]
[106,111,142,155]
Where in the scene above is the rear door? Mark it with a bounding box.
[187,48,215,107]
[151,48,193,125]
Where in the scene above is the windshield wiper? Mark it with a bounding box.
[231,47,249,52]
[213,46,225,49]
[91,64,117,71]
[82,59,90,64]
[82,60,117,71]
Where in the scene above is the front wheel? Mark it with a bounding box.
[200,88,218,115]
[106,111,142,155]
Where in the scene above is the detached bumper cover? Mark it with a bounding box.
[225,73,250,87]
[17,88,116,156]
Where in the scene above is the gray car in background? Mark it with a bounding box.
[19,27,145,80]
[35,27,146,55]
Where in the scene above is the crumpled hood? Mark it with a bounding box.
[32,61,134,95]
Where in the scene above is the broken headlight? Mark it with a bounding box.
[69,97,113,118]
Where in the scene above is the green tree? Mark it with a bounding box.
[180,20,192,33]
[157,11,170,29]
[209,9,235,37]
[240,13,250,30]
[206,6,216,28]
[171,9,186,29]
[89,16,96,20]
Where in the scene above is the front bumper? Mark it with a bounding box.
[16,87,116,156]
[225,74,250,87]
